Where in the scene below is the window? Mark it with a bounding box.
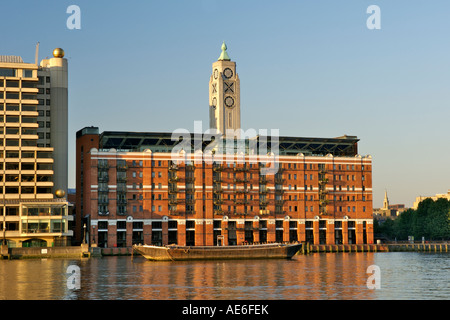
[0,68,16,77]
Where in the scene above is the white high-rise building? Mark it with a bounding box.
[0,47,72,247]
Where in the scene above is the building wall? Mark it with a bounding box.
[75,127,100,244]
[0,56,72,247]
[76,143,373,247]
[38,55,69,194]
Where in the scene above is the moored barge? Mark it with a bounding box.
[133,243,302,261]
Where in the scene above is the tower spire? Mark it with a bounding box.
[218,41,230,61]
[383,189,389,209]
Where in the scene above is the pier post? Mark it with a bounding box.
[1,244,9,259]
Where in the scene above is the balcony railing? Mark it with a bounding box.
[98,199,109,205]
[168,187,179,193]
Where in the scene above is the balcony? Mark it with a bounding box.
[234,199,249,205]
[98,186,109,193]
[116,163,128,171]
[259,177,268,184]
[116,175,127,182]
[168,187,179,194]
[98,162,109,170]
[98,175,109,183]
[169,164,179,171]
[117,198,127,205]
[98,199,109,205]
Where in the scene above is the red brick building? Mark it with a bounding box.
[75,44,373,247]
[76,129,373,247]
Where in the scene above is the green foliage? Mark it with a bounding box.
[378,198,450,241]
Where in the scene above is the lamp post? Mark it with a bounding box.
[82,223,86,244]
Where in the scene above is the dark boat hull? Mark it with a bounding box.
[133,243,302,261]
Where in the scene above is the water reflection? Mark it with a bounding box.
[72,253,378,300]
[0,252,448,300]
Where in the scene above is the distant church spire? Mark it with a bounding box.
[383,190,389,209]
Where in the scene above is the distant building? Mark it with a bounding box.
[373,190,406,220]
[413,190,450,209]
[76,43,374,247]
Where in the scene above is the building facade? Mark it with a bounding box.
[76,130,373,247]
[76,43,374,247]
[412,190,450,210]
[0,48,72,248]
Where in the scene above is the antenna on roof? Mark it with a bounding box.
[35,42,40,65]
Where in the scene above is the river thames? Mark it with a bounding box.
[0,252,448,300]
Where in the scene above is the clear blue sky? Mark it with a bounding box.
[2,0,450,207]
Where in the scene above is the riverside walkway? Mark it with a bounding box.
[303,242,450,254]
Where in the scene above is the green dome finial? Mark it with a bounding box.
[218,41,230,61]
